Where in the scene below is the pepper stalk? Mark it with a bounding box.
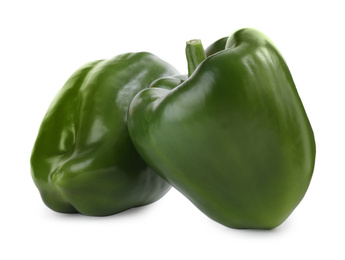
[186,39,206,77]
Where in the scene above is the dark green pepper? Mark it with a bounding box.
[127,28,316,229]
[31,52,178,216]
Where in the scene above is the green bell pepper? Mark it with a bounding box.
[127,28,316,229]
[31,52,178,216]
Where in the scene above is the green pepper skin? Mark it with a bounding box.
[31,52,178,216]
[204,36,228,57]
[127,29,316,229]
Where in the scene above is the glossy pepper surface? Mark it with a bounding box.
[127,28,316,229]
[31,52,178,216]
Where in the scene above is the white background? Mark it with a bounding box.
[1,0,344,259]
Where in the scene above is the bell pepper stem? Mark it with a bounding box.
[186,39,206,77]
